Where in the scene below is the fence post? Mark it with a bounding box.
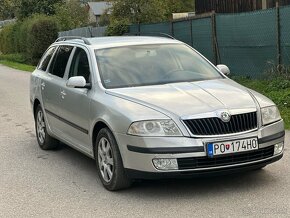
[211,11,218,65]
[171,21,174,37]
[88,26,93,38]
[190,19,193,47]
[276,0,281,66]
[137,23,141,35]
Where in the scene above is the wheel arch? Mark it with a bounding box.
[33,98,41,119]
[92,120,115,158]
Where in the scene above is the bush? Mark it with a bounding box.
[17,18,32,54]
[0,24,15,54]
[0,14,59,65]
[106,19,129,36]
[28,15,59,64]
[0,22,28,55]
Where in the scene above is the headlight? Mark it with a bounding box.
[127,120,182,137]
[261,105,281,125]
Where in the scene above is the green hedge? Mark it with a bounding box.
[0,24,15,54]
[0,14,59,65]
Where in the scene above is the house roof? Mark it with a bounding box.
[87,1,112,16]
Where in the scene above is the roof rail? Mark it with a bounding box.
[55,36,91,45]
[124,32,175,40]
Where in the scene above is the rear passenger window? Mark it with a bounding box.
[49,46,73,78]
[38,46,56,72]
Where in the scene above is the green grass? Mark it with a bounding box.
[234,77,290,129]
[0,60,35,72]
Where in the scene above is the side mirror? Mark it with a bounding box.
[66,76,87,88]
[217,64,230,76]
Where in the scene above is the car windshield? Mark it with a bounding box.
[95,43,223,89]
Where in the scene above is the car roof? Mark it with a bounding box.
[54,36,182,50]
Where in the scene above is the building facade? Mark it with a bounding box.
[87,1,112,26]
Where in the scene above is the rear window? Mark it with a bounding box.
[38,46,56,72]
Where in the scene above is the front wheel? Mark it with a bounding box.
[95,128,132,191]
[35,105,59,150]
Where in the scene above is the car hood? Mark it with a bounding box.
[106,79,257,117]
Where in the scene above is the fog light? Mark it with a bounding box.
[152,158,178,170]
[274,142,284,155]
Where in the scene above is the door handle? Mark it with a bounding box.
[60,90,67,99]
[41,82,45,90]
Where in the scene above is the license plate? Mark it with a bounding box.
[207,138,258,157]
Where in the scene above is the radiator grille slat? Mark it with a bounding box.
[183,112,257,136]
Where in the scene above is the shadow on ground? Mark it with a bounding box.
[53,142,278,198]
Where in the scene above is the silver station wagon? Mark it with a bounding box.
[30,36,285,191]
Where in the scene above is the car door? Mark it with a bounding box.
[41,45,74,135]
[57,47,92,152]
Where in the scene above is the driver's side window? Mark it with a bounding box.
[69,47,91,82]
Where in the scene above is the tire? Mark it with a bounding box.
[35,105,59,150]
[95,128,132,191]
[254,165,266,171]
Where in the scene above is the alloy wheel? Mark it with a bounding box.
[98,137,114,183]
[36,110,46,144]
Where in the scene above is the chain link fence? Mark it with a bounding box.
[216,9,277,78]
[129,5,290,78]
[280,6,290,66]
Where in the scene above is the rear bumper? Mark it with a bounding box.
[125,153,283,179]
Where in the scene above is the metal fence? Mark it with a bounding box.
[58,26,107,38]
[129,5,290,78]
[0,19,16,29]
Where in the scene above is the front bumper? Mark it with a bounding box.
[125,154,283,179]
[115,120,285,178]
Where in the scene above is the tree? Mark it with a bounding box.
[109,0,168,24]
[165,0,195,15]
[0,0,19,19]
[106,0,196,35]
[106,0,169,35]
[98,8,110,27]
[17,0,63,19]
[54,0,89,31]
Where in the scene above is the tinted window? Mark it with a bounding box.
[49,46,73,78]
[95,44,223,89]
[69,48,90,82]
[38,46,56,71]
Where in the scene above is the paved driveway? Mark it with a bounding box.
[0,64,289,217]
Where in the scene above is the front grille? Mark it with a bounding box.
[177,146,274,170]
[183,112,257,136]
